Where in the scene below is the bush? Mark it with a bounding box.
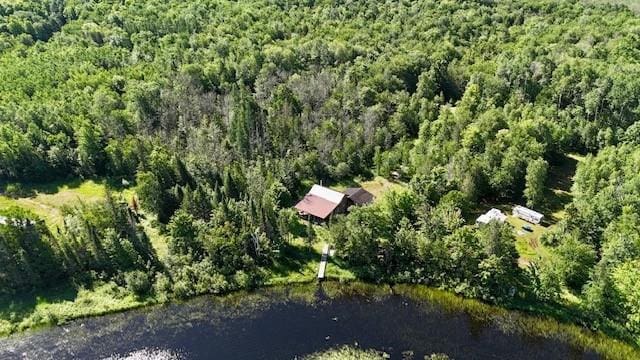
[2,183,33,198]
[153,273,172,302]
[172,279,192,300]
[124,270,152,298]
[233,270,254,290]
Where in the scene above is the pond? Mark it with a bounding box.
[0,284,599,360]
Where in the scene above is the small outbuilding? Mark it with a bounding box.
[295,185,349,222]
[512,205,544,224]
[344,187,374,206]
[476,208,507,225]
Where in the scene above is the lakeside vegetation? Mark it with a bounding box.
[2,0,640,356]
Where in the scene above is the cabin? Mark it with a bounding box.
[344,187,374,207]
[476,208,507,225]
[295,185,349,222]
[512,205,544,224]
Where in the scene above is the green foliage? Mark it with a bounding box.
[331,190,520,302]
[555,234,597,291]
[2,0,640,347]
[167,210,202,257]
[302,346,387,360]
[60,193,158,277]
[0,207,63,294]
[612,261,640,336]
[124,270,152,298]
[524,158,548,209]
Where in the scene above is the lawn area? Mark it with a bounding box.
[331,176,407,200]
[0,281,150,336]
[264,223,356,286]
[0,179,109,230]
[472,203,551,265]
[509,215,551,264]
[0,179,137,230]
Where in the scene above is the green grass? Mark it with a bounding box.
[264,238,320,286]
[303,346,386,360]
[0,178,170,258]
[471,203,551,265]
[264,222,356,286]
[331,176,406,199]
[0,179,132,230]
[0,281,151,336]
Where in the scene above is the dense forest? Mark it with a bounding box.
[2,0,640,348]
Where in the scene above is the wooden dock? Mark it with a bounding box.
[317,244,330,280]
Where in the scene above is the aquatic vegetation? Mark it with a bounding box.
[394,284,640,360]
[301,346,387,360]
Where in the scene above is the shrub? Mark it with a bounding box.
[2,183,33,198]
[153,273,172,302]
[124,270,152,298]
[172,279,192,300]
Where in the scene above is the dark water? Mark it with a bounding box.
[0,285,599,360]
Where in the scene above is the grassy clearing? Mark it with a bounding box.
[264,237,320,286]
[471,203,550,265]
[0,281,151,336]
[264,222,356,286]
[0,179,108,230]
[0,179,135,230]
[332,176,406,199]
[0,179,170,258]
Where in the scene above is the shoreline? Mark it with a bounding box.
[1,279,639,359]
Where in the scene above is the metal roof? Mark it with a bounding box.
[476,208,507,224]
[294,194,339,219]
[309,184,346,204]
[512,205,543,219]
[344,187,374,205]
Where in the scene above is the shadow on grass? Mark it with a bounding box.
[0,281,79,322]
[289,218,309,239]
[269,243,319,277]
[548,154,578,193]
[1,177,134,199]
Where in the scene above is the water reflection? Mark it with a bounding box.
[104,349,184,360]
[0,285,599,360]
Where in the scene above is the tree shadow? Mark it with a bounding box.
[269,243,319,277]
[547,154,578,194]
[289,218,308,238]
[1,176,134,199]
[0,280,79,323]
[540,154,579,222]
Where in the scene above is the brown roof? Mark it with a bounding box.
[344,187,374,205]
[295,194,340,219]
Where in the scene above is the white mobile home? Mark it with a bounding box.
[476,208,507,225]
[512,205,544,224]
